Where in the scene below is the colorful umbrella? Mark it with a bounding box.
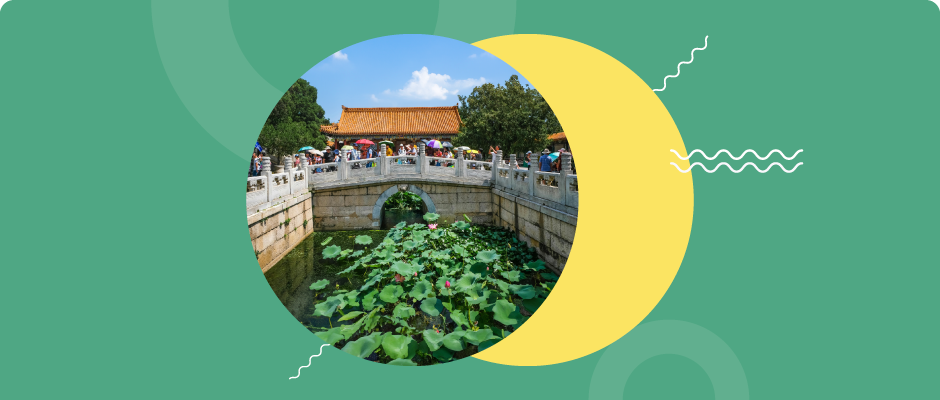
[341,145,354,150]
[378,140,394,147]
[427,140,442,149]
[307,150,323,156]
[455,146,470,151]
[355,139,374,145]
[466,149,480,154]
[298,146,314,151]
[442,142,453,148]
[549,152,560,161]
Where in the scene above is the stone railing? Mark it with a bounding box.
[492,150,578,209]
[246,145,578,213]
[245,155,309,215]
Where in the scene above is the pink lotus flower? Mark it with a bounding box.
[445,280,451,288]
[394,274,404,283]
[414,272,418,277]
[428,224,438,230]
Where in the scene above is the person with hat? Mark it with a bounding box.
[521,150,532,169]
[539,149,553,172]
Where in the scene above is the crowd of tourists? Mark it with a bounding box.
[249,141,573,177]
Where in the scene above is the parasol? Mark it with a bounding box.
[378,140,394,147]
[355,139,374,145]
[298,146,314,151]
[341,145,354,150]
[549,152,560,161]
[455,146,469,151]
[427,140,442,149]
[307,150,323,156]
[466,149,480,154]
[442,142,453,148]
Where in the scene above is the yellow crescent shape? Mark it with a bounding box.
[470,35,694,366]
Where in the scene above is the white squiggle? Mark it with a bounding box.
[670,149,803,161]
[670,162,803,173]
[653,35,708,92]
[288,344,331,380]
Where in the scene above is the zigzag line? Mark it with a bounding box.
[670,162,803,173]
[288,344,331,380]
[670,149,803,161]
[653,35,708,92]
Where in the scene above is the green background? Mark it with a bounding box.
[1,1,937,399]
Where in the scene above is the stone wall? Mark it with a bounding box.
[492,188,576,275]
[312,182,493,231]
[248,191,314,272]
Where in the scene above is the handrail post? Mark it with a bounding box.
[418,143,427,176]
[456,149,465,177]
[560,152,572,205]
[284,155,294,194]
[492,150,502,183]
[528,152,538,197]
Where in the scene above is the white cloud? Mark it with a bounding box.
[397,67,485,100]
[382,89,391,95]
[332,51,349,61]
[370,94,379,102]
[468,54,477,59]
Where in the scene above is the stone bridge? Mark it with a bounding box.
[247,144,579,274]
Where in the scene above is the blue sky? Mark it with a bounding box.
[300,34,533,122]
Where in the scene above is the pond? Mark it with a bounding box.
[263,214,560,366]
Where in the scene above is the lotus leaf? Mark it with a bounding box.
[442,331,466,351]
[360,273,384,292]
[382,238,395,246]
[392,303,415,320]
[351,250,364,258]
[408,280,433,301]
[492,299,521,325]
[441,300,453,312]
[452,221,470,230]
[387,359,417,366]
[469,310,479,324]
[314,328,344,345]
[313,295,344,318]
[501,270,521,282]
[423,212,440,222]
[322,245,342,259]
[361,289,379,310]
[477,339,499,352]
[540,272,559,281]
[354,235,373,245]
[338,263,359,274]
[540,281,556,292]
[320,237,333,246]
[469,262,489,275]
[309,279,330,290]
[422,329,445,351]
[381,334,417,359]
[488,277,510,293]
[524,260,546,271]
[339,319,363,340]
[344,290,360,307]
[379,285,404,303]
[454,273,478,292]
[476,250,500,263]
[337,311,364,322]
[342,332,384,358]
[420,298,443,316]
[523,297,545,313]
[432,348,453,362]
[395,221,406,229]
[390,261,417,276]
[402,241,417,251]
[510,284,537,300]
[463,329,497,346]
[450,310,470,329]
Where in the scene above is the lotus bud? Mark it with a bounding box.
[414,272,418,277]
[445,280,451,288]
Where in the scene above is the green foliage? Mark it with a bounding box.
[306,219,555,365]
[384,191,424,211]
[354,235,374,245]
[423,212,440,223]
[257,78,328,162]
[454,75,561,155]
[309,279,330,290]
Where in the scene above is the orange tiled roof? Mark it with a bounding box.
[325,106,462,137]
[320,123,338,134]
[548,132,566,141]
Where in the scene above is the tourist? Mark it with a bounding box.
[539,149,552,172]
[521,151,532,169]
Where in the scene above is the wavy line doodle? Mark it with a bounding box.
[653,35,708,92]
[288,344,331,380]
[670,162,803,173]
[670,149,803,161]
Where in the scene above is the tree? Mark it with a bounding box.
[257,78,328,163]
[454,75,562,157]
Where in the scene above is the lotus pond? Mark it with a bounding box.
[302,213,560,366]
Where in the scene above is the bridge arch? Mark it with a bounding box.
[372,184,437,226]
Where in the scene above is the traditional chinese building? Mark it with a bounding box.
[548,132,569,152]
[321,105,462,150]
